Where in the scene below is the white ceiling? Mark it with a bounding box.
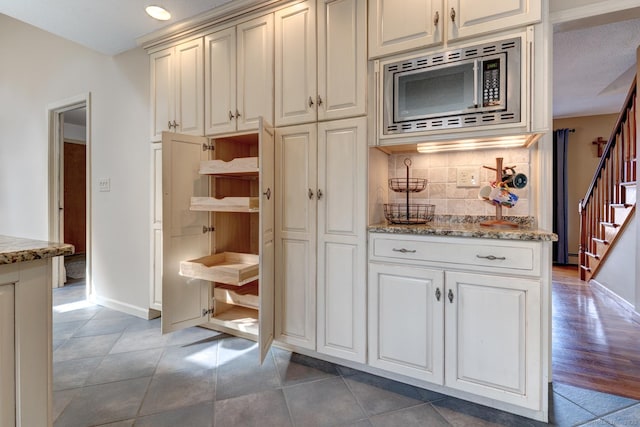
[1,0,639,119]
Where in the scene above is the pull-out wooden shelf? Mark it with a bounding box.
[214,282,258,309]
[190,197,259,212]
[199,157,258,176]
[180,252,259,286]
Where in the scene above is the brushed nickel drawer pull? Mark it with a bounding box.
[392,248,416,253]
[476,254,506,261]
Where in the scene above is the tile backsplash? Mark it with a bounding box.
[388,148,531,216]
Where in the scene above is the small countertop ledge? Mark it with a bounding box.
[369,221,558,242]
[0,235,75,264]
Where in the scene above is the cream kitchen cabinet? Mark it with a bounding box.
[274,117,367,362]
[368,0,442,59]
[0,282,15,427]
[368,0,540,58]
[274,0,366,126]
[161,120,275,362]
[368,232,549,421]
[204,15,274,135]
[0,251,72,427]
[149,38,204,142]
[447,0,541,41]
[149,142,162,312]
[368,263,444,383]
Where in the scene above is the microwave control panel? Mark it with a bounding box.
[482,58,502,107]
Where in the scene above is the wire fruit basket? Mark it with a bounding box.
[388,178,427,192]
[384,158,435,224]
[384,203,435,224]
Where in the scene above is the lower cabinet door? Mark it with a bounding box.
[444,271,542,410]
[0,283,15,427]
[368,263,444,384]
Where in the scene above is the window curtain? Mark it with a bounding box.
[553,129,570,264]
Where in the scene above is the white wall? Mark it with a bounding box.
[0,14,152,316]
[594,213,636,306]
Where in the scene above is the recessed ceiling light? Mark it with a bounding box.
[145,5,171,21]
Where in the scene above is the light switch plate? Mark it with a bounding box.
[456,167,480,187]
[98,178,111,192]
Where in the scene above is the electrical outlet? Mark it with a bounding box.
[456,167,480,188]
[98,178,111,192]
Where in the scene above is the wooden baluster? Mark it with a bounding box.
[604,162,610,224]
[579,200,586,279]
[618,133,624,204]
[632,96,637,181]
[624,114,630,183]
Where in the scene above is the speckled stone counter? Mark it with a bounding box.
[0,235,74,264]
[369,215,558,241]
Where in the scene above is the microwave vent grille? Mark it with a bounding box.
[448,52,461,61]
[502,41,517,50]
[431,55,444,64]
[463,48,478,57]
[401,62,413,69]
[447,118,461,126]
[482,46,497,54]
[387,64,399,72]
[416,59,428,67]
[464,117,478,124]
[501,113,516,120]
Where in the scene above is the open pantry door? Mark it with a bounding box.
[162,131,211,334]
[259,119,275,362]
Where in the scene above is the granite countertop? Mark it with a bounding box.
[369,215,558,241]
[0,235,75,264]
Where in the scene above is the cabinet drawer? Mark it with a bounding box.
[371,236,536,274]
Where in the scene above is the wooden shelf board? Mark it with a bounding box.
[210,305,259,336]
[180,252,259,286]
[190,196,259,212]
[214,282,259,310]
[200,157,258,176]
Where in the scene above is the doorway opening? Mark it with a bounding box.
[48,94,91,296]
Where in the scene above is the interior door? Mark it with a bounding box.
[161,132,211,334]
[259,119,275,362]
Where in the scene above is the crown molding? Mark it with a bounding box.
[137,0,288,50]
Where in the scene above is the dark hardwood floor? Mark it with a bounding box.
[552,265,640,400]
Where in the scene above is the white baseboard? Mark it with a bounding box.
[88,294,158,320]
[590,278,639,318]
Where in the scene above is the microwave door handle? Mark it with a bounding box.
[472,59,479,109]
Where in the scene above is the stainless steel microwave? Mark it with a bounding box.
[381,37,521,135]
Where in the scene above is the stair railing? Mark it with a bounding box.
[579,76,637,280]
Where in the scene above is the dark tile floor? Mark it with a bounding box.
[53,282,640,427]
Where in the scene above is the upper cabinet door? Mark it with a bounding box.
[237,15,274,131]
[174,39,204,136]
[150,48,175,142]
[150,40,204,142]
[318,0,367,121]
[448,0,541,41]
[205,27,237,135]
[259,119,276,363]
[161,132,210,334]
[274,1,317,127]
[368,0,443,59]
